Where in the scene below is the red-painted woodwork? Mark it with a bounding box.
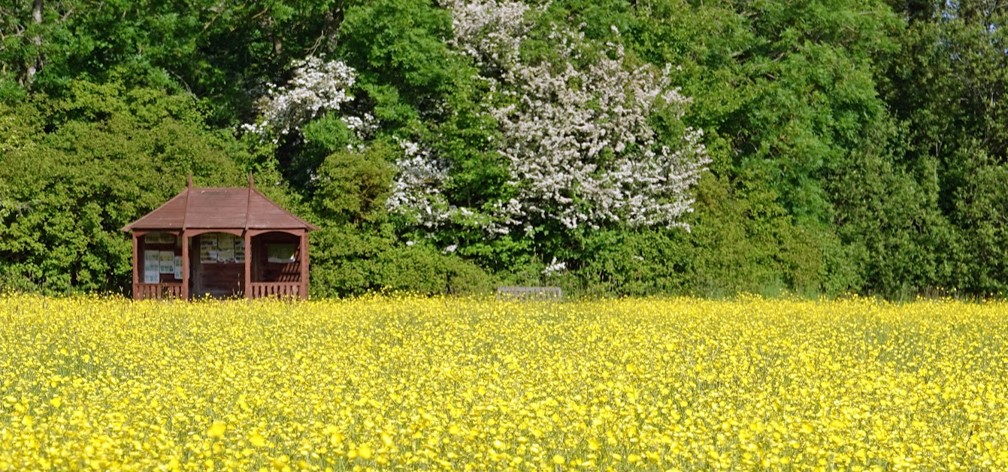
[122,176,316,300]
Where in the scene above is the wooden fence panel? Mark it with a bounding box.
[250,282,300,299]
[134,283,183,300]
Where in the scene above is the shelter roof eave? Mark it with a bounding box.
[120,190,189,232]
[121,181,319,233]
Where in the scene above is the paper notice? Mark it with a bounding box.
[234,239,245,263]
[159,251,174,274]
[200,234,218,263]
[144,267,160,284]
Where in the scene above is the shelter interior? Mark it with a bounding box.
[134,230,304,299]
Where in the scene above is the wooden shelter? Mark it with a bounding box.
[122,176,318,300]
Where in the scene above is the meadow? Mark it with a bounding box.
[1,295,1006,471]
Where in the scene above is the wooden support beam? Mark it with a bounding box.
[244,231,252,299]
[181,230,190,300]
[132,233,139,300]
[300,230,309,300]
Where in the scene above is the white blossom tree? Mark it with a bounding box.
[244,56,361,137]
[491,34,709,230]
[386,138,453,228]
[388,0,710,235]
[443,0,530,72]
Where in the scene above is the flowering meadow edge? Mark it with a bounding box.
[1,295,1006,470]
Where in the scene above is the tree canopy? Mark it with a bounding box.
[3,0,1008,299]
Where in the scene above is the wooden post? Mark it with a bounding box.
[181,230,190,300]
[244,231,252,299]
[132,233,139,300]
[182,176,192,299]
[299,230,309,300]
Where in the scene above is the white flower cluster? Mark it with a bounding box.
[342,113,378,142]
[542,257,567,276]
[492,37,710,229]
[386,139,454,228]
[246,56,357,136]
[387,138,490,234]
[442,0,530,70]
[390,1,709,236]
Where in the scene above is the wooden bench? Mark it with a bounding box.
[496,286,563,301]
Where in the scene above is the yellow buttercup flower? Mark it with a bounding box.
[208,421,227,438]
[248,431,267,448]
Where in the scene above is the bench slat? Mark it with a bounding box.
[496,286,563,301]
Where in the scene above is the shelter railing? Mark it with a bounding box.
[250,282,301,299]
[134,282,183,300]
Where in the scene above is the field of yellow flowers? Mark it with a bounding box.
[1,294,1007,470]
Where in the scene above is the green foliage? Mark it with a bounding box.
[0,81,249,294]
[314,140,397,225]
[878,1,1008,297]
[305,134,498,296]
[309,226,494,297]
[948,147,1008,297]
[5,0,1008,299]
[338,0,458,124]
[377,243,493,295]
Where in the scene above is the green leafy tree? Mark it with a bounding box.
[0,80,249,294]
[880,0,1008,296]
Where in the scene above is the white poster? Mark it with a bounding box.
[147,232,175,245]
[144,247,165,283]
[159,251,174,274]
[173,256,183,279]
[200,234,217,263]
[143,267,160,284]
[267,244,297,263]
[234,238,245,263]
[217,234,235,262]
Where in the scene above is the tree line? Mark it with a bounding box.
[2,0,1007,299]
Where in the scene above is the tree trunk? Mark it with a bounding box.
[24,0,43,88]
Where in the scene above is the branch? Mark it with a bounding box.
[24,0,44,89]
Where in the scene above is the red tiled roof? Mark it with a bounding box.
[122,183,318,232]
